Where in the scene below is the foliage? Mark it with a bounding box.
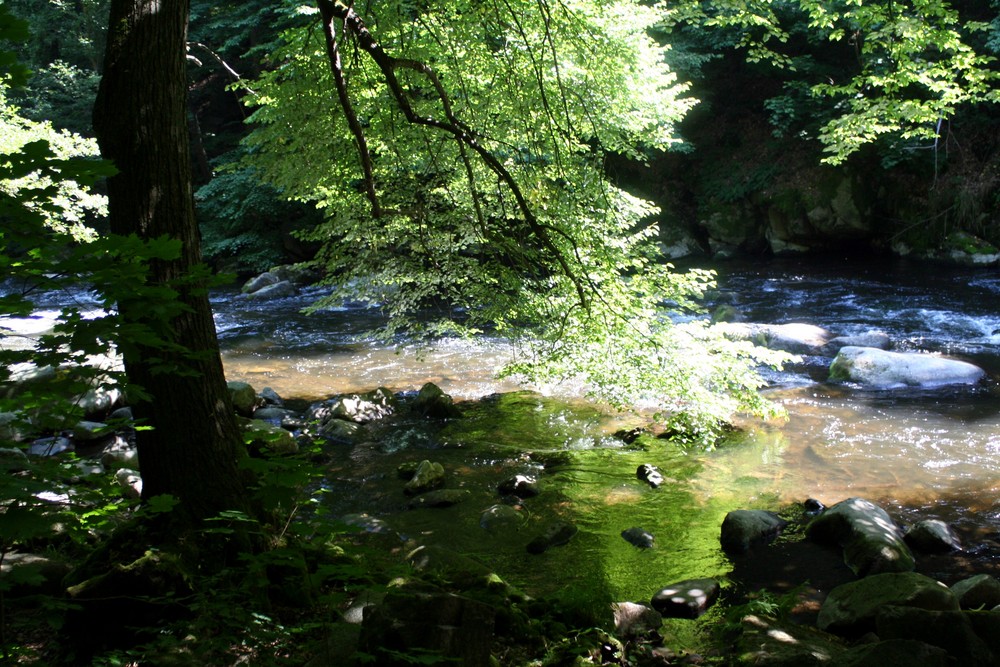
[241,0,785,443]
[0,80,106,240]
[195,164,321,273]
[12,60,101,135]
[666,0,1000,164]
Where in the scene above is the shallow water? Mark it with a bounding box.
[209,256,1000,598]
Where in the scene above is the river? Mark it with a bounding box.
[214,255,1000,604]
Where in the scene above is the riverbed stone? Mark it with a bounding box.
[817,572,959,637]
[412,382,461,419]
[828,346,985,388]
[650,578,720,619]
[407,488,471,509]
[329,387,398,423]
[318,417,361,443]
[720,509,787,554]
[951,574,1000,610]
[100,437,138,471]
[718,322,832,354]
[904,519,962,553]
[403,460,445,495]
[806,497,914,576]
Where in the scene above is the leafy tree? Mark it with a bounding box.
[240,0,786,442]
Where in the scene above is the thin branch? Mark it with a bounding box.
[316,0,592,309]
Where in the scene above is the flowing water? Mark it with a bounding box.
[5,256,1000,604]
[211,255,1000,602]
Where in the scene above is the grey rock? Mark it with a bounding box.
[241,271,279,294]
[718,322,832,354]
[737,613,846,667]
[876,606,997,666]
[829,346,985,388]
[636,463,664,488]
[115,468,142,500]
[245,280,296,300]
[824,331,892,353]
[829,639,950,667]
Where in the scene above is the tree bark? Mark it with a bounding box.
[93,0,250,524]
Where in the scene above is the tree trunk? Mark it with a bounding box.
[93,0,250,524]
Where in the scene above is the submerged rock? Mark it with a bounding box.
[497,474,539,498]
[829,346,985,388]
[636,463,664,488]
[526,520,578,554]
[480,504,525,533]
[403,460,445,496]
[407,489,471,509]
[621,527,655,549]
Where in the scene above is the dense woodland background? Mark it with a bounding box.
[6,0,1000,275]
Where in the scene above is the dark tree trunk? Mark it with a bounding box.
[93,0,249,524]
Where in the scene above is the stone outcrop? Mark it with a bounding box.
[721,509,787,554]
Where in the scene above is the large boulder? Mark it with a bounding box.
[735,613,846,666]
[829,346,985,388]
[904,519,962,553]
[817,572,959,637]
[806,497,914,576]
[403,460,445,495]
[317,387,398,424]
